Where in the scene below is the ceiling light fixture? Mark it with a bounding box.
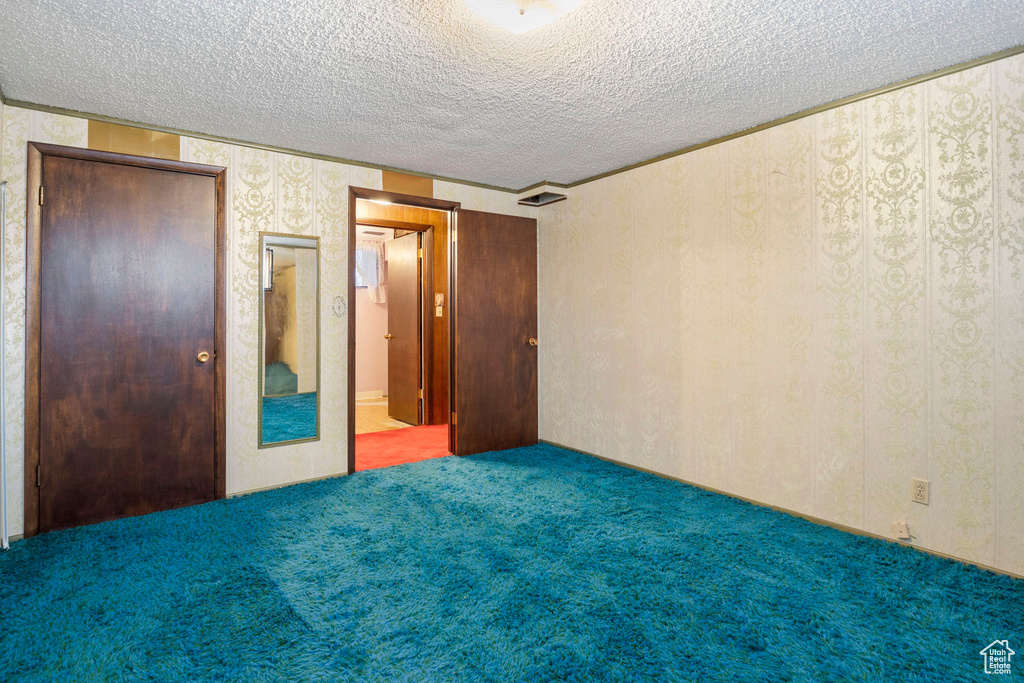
[465,0,587,34]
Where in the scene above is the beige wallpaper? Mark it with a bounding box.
[539,52,1024,576]
[0,106,533,537]
[434,180,537,219]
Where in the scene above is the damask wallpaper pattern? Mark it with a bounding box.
[0,106,532,538]
[179,138,379,498]
[538,53,1024,576]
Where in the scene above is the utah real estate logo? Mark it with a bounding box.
[979,640,1014,675]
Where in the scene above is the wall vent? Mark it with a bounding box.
[518,191,567,207]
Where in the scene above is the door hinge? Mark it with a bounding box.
[36,464,41,488]
[418,388,424,399]
[38,186,44,206]
[451,411,457,425]
[418,248,423,259]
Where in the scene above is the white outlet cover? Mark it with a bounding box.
[912,478,930,505]
[891,522,911,540]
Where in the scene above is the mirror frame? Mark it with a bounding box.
[257,231,322,448]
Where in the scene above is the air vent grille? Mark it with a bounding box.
[518,191,567,207]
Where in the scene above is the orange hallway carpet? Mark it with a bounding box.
[355,424,451,471]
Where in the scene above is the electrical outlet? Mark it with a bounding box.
[891,522,911,540]
[911,478,930,505]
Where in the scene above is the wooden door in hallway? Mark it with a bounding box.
[387,231,422,425]
[25,143,226,536]
[450,210,538,456]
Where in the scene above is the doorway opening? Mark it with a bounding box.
[351,191,457,471]
[348,187,540,475]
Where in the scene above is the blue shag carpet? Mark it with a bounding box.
[0,444,1021,681]
[262,392,317,443]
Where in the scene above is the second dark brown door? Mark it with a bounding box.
[451,209,538,455]
[387,231,422,425]
[34,147,222,533]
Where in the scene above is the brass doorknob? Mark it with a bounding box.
[528,338,538,346]
[197,351,211,363]
[384,334,393,340]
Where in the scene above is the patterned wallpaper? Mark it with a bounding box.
[0,105,533,538]
[538,52,1024,576]
[180,138,377,498]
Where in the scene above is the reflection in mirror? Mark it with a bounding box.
[259,233,320,447]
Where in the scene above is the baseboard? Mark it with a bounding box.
[227,471,348,499]
[356,390,384,400]
[540,439,1023,581]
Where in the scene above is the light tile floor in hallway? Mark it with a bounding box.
[355,397,413,434]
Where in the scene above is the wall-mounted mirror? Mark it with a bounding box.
[259,233,320,447]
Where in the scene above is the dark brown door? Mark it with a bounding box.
[31,146,223,533]
[451,210,538,455]
[387,231,422,425]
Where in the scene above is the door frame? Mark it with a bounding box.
[24,142,227,538]
[347,187,459,474]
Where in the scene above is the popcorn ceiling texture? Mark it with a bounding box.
[0,1,1023,189]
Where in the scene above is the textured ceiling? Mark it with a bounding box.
[0,1,1022,190]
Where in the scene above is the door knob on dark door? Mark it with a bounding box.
[384,334,393,340]
[528,338,538,346]
[197,351,211,363]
